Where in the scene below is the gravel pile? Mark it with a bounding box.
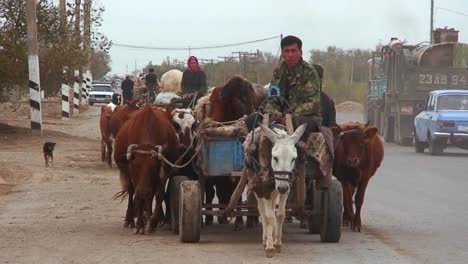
[336,101,364,112]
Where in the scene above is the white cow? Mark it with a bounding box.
[245,123,306,258]
[159,69,183,94]
[170,108,196,147]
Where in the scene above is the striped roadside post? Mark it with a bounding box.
[61,66,70,118]
[86,70,92,100]
[73,69,80,115]
[26,0,42,135]
[81,72,87,105]
[29,54,42,133]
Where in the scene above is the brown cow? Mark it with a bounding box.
[113,106,179,234]
[99,103,116,167]
[106,100,141,163]
[109,100,141,138]
[332,122,384,232]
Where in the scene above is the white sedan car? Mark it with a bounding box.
[89,83,113,105]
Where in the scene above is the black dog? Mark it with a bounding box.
[43,142,56,167]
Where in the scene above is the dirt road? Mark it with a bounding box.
[1,103,415,264]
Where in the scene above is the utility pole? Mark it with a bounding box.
[83,0,91,69]
[430,0,435,43]
[82,0,91,105]
[74,0,81,113]
[218,56,235,83]
[26,0,42,135]
[232,51,244,75]
[232,51,259,81]
[60,0,66,39]
[60,0,70,119]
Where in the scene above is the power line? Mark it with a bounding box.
[436,7,468,17]
[112,35,281,51]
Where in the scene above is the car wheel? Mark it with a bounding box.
[414,129,425,153]
[428,134,442,156]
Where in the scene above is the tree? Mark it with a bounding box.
[310,46,372,103]
[0,0,111,100]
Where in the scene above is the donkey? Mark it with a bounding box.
[250,123,306,258]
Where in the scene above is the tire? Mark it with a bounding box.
[414,130,425,153]
[179,180,202,243]
[428,135,442,156]
[320,179,343,243]
[170,176,189,234]
[384,117,395,143]
[399,137,413,146]
[308,181,322,234]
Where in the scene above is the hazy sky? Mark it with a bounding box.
[94,0,467,75]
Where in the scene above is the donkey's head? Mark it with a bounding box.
[260,124,307,194]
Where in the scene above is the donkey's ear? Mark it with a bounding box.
[260,124,277,144]
[290,123,307,144]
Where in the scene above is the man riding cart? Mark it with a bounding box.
[231,35,338,232]
[245,35,333,187]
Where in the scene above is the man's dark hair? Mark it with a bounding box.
[281,35,302,50]
[148,68,155,73]
[313,64,324,79]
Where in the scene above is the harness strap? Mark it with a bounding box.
[273,170,293,182]
[132,146,163,159]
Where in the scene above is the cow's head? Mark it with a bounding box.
[170,108,196,147]
[332,124,378,167]
[126,144,164,212]
[261,123,307,194]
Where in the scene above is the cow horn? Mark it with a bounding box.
[126,144,138,160]
[338,132,345,141]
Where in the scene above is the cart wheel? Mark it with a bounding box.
[320,178,343,243]
[308,181,322,234]
[170,176,189,234]
[179,180,201,243]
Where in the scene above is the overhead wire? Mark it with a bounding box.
[436,7,468,17]
[112,35,281,51]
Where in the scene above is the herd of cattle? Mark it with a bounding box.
[98,75,384,256]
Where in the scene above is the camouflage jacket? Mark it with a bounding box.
[264,59,322,126]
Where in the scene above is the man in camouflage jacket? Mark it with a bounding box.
[246,36,322,134]
[263,35,322,134]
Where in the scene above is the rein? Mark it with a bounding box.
[125,143,202,169]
